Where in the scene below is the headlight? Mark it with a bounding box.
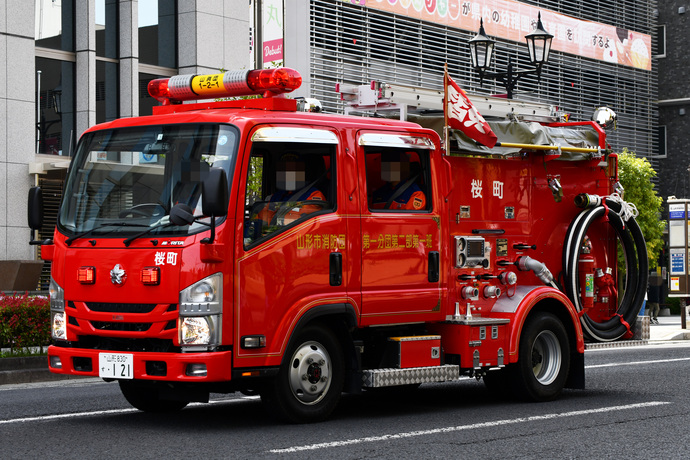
[52,312,67,340]
[49,277,64,311]
[181,316,215,345]
[179,274,222,349]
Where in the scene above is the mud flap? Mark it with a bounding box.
[565,351,585,389]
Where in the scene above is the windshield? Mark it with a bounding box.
[58,123,237,237]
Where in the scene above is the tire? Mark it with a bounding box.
[261,326,344,423]
[512,312,570,402]
[118,380,189,413]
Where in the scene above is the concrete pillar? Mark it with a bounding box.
[120,0,138,118]
[178,0,250,75]
[1,0,37,260]
[75,0,96,136]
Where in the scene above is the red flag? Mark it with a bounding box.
[445,72,498,148]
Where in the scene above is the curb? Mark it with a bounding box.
[0,356,87,386]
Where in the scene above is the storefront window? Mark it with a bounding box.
[36,58,75,156]
[35,0,75,51]
[139,0,178,68]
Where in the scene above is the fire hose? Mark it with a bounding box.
[562,194,648,342]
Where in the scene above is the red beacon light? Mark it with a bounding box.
[147,67,302,105]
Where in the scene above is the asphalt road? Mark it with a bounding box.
[1,342,689,459]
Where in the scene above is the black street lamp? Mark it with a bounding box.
[468,13,553,99]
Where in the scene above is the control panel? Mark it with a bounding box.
[454,236,489,269]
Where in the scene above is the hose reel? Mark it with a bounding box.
[562,194,648,341]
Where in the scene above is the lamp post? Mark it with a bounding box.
[468,13,553,99]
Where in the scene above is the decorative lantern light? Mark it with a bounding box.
[525,13,554,70]
[468,19,495,71]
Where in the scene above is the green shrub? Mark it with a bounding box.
[664,297,681,315]
[0,294,51,354]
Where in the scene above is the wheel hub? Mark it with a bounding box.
[307,363,322,384]
[288,341,332,405]
[531,330,561,386]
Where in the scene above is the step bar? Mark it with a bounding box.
[362,364,460,388]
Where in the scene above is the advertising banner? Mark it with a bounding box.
[344,0,651,71]
[263,0,284,67]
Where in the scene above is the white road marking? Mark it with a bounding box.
[0,395,259,425]
[586,357,690,369]
[269,401,671,454]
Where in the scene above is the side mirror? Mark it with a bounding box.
[28,187,44,231]
[169,203,195,226]
[202,168,229,217]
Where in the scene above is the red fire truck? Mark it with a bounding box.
[28,67,647,423]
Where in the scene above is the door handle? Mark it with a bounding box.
[428,251,440,283]
[330,252,343,286]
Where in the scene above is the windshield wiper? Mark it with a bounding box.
[122,216,172,247]
[65,222,149,246]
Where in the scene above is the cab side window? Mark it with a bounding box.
[365,148,431,212]
[243,142,335,247]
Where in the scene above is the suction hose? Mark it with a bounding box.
[562,194,648,342]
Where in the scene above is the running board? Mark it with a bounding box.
[362,364,460,388]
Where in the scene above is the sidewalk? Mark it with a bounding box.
[649,314,690,342]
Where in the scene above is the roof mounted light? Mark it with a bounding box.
[147,67,302,105]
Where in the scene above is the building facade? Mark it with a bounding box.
[655,1,690,202]
[286,0,658,163]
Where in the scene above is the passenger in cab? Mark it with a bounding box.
[371,151,426,211]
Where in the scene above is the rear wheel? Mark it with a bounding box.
[261,326,344,423]
[512,312,570,401]
[118,380,189,413]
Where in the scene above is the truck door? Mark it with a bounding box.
[235,126,348,366]
[357,132,442,325]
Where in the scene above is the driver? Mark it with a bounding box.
[257,152,326,225]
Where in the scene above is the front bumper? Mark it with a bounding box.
[47,345,233,382]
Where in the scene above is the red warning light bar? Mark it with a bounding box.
[77,266,95,284]
[147,67,302,105]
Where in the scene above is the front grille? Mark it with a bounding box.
[86,302,160,314]
[91,321,152,332]
[68,336,178,353]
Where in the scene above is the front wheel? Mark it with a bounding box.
[261,326,344,423]
[119,380,189,413]
[512,312,570,401]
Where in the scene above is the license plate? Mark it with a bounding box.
[98,353,134,379]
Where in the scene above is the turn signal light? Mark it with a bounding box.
[77,266,95,284]
[141,267,160,285]
[147,67,302,104]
